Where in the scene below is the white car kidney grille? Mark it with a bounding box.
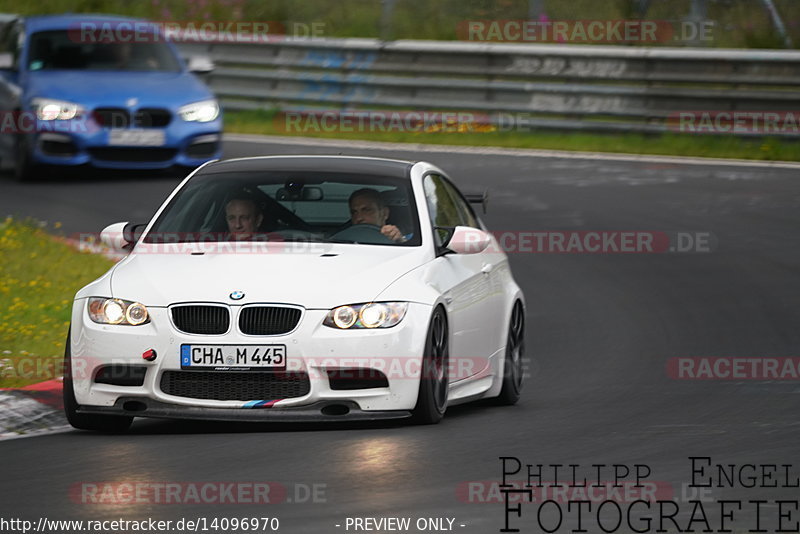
[171,305,230,335]
[239,306,301,335]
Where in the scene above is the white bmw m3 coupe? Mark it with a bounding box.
[64,155,526,431]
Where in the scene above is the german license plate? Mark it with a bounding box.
[180,344,286,370]
[108,129,165,146]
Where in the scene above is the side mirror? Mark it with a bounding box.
[122,222,146,246]
[0,52,14,70]
[443,226,491,254]
[100,222,130,252]
[187,55,214,74]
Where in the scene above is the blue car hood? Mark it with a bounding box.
[25,70,213,110]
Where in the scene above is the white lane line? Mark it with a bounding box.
[224,133,800,170]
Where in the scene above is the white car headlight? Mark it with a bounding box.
[88,298,149,326]
[178,99,219,122]
[31,98,85,120]
[324,302,408,329]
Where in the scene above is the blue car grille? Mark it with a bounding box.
[88,147,177,162]
[93,107,171,128]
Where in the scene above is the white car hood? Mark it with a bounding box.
[110,243,428,309]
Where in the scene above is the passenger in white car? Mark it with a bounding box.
[225,196,263,241]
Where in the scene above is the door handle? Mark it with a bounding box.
[481,263,493,275]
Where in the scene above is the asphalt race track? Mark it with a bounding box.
[1,136,799,533]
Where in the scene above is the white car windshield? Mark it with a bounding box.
[144,170,422,246]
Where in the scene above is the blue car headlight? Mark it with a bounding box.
[178,99,219,122]
[31,98,85,120]
[324,302,408,329]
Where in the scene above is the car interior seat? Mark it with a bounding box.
[381,189,413,235]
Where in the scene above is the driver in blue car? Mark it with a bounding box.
[349,188,406,242]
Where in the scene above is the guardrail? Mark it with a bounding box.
[177,37,800,136]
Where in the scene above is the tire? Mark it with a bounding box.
[63,332,133,433]
[412,307,449,424]
[497,301,525,405]
[13,136,37,183]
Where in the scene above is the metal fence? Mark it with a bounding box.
[177,37,800,136]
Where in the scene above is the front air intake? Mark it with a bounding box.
[160,371,310,401]
[94,365,147,386]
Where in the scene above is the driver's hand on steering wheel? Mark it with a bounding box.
[381,224,406,242]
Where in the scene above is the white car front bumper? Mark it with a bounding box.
[69,300,434,421]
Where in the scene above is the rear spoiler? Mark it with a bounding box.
[464,190,488,214]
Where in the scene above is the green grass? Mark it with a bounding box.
[1,0,797,48]
[0,218,114,388]
[225,109,800,162]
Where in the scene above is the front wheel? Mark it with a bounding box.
[13,136,37,183]
[412,307,449,424]
[63,331,133,433]
[497,301,525,405]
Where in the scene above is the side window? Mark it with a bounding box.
[0,23,11,54]
[423,174,463,246]
[0,22,22,68]
[439,177,479,229]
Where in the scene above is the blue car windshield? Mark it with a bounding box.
[27,30,182,72]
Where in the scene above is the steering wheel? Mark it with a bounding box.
[329,224,394,244]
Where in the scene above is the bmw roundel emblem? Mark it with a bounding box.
[229,291,245,300]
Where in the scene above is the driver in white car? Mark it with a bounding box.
[348,188,406,243]
[225,196,264,241]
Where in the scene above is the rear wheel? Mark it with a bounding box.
[412,307,448,424]
[63,332,133,433]
[497,301,525,405]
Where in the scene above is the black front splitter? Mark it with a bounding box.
[77,397,412,423]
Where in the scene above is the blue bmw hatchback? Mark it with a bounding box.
[0,14,222,181]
